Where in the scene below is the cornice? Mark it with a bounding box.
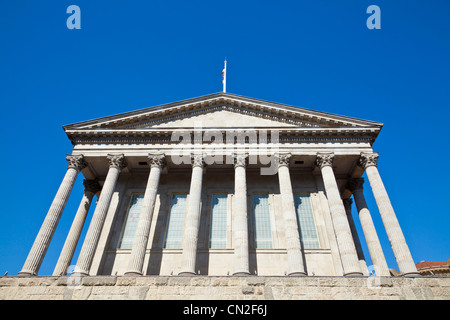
[63,92,383,131]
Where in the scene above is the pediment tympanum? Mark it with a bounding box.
[63,92,383,145]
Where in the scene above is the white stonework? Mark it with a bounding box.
[17,92,424,299]
[1,276,449,300]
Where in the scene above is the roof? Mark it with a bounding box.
[416,261,447,269]
[63,92,383,130]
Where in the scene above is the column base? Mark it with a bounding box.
[178,271,197,276]
[17,271,37,277]
[288,272,307,277]
[344,272,364,277]
[70,271,89,277]
[124,271,143,276]
[401,272,421,278]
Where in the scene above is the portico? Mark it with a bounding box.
[18,92,419,278]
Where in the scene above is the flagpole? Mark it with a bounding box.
[222,59,227,93]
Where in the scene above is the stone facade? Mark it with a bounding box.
[14,92,432,300]
[1,276,449,300]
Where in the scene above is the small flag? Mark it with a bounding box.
[222,59,227,93]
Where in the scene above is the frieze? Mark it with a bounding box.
[69,134,376,146]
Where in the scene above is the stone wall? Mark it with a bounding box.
[94,171,341,277]
[1,276,448,300]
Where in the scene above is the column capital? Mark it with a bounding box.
[83,179,101,195]
[107,154,127,169]
[191,154,206,168]
[359,152,379,170]
[315,152,334,169]
[275,153,291,168]
[348,178,365,192]
[343,198,353,211]
[233,153,248,168]
[66,154,87,171]
[148,154,166,169]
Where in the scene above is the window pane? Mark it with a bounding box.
[209,194,228,249]
[253,194,272,249]
[118,194,144,249]
[164,194,187,249]
[294,194,320,249]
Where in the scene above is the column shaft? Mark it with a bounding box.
[125,155,164,275]
[19,155,85,276]
[350,181,390,277]
[53,180,99,276]
[179,156,204,275]
[343,198,369,276]
[73,154,125,276]
[317,153,362,276]
[277,154,306,276]
[362,156,418,276]
[233,158,250,276]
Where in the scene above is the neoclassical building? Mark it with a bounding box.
[18,92,419,278]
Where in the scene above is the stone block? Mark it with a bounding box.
[135,276,156,286]
[242,286,254,295]
[168,276,191,286]
[116,277,136,286]
[154,276,168,286]
[0,277,18,287]
[82,276,117,286]
[191,277,211,286]
[247,277,265,286]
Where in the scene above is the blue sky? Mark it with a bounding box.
[0,0,449,276]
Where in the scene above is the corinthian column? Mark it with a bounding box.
[276,153,306,276]
[73,154,126,276]
[348,178,390,277]
[53,179,101,276]
[232,153,250,276]
[179,154,205,275]
[125,154,165,276]
[316,153,362,276]
[359,153,419,276]
[19,154,86,276]
[343,198,369,275]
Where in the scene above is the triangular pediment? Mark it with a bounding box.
[135,108,298,129]
[64,92,383,133]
